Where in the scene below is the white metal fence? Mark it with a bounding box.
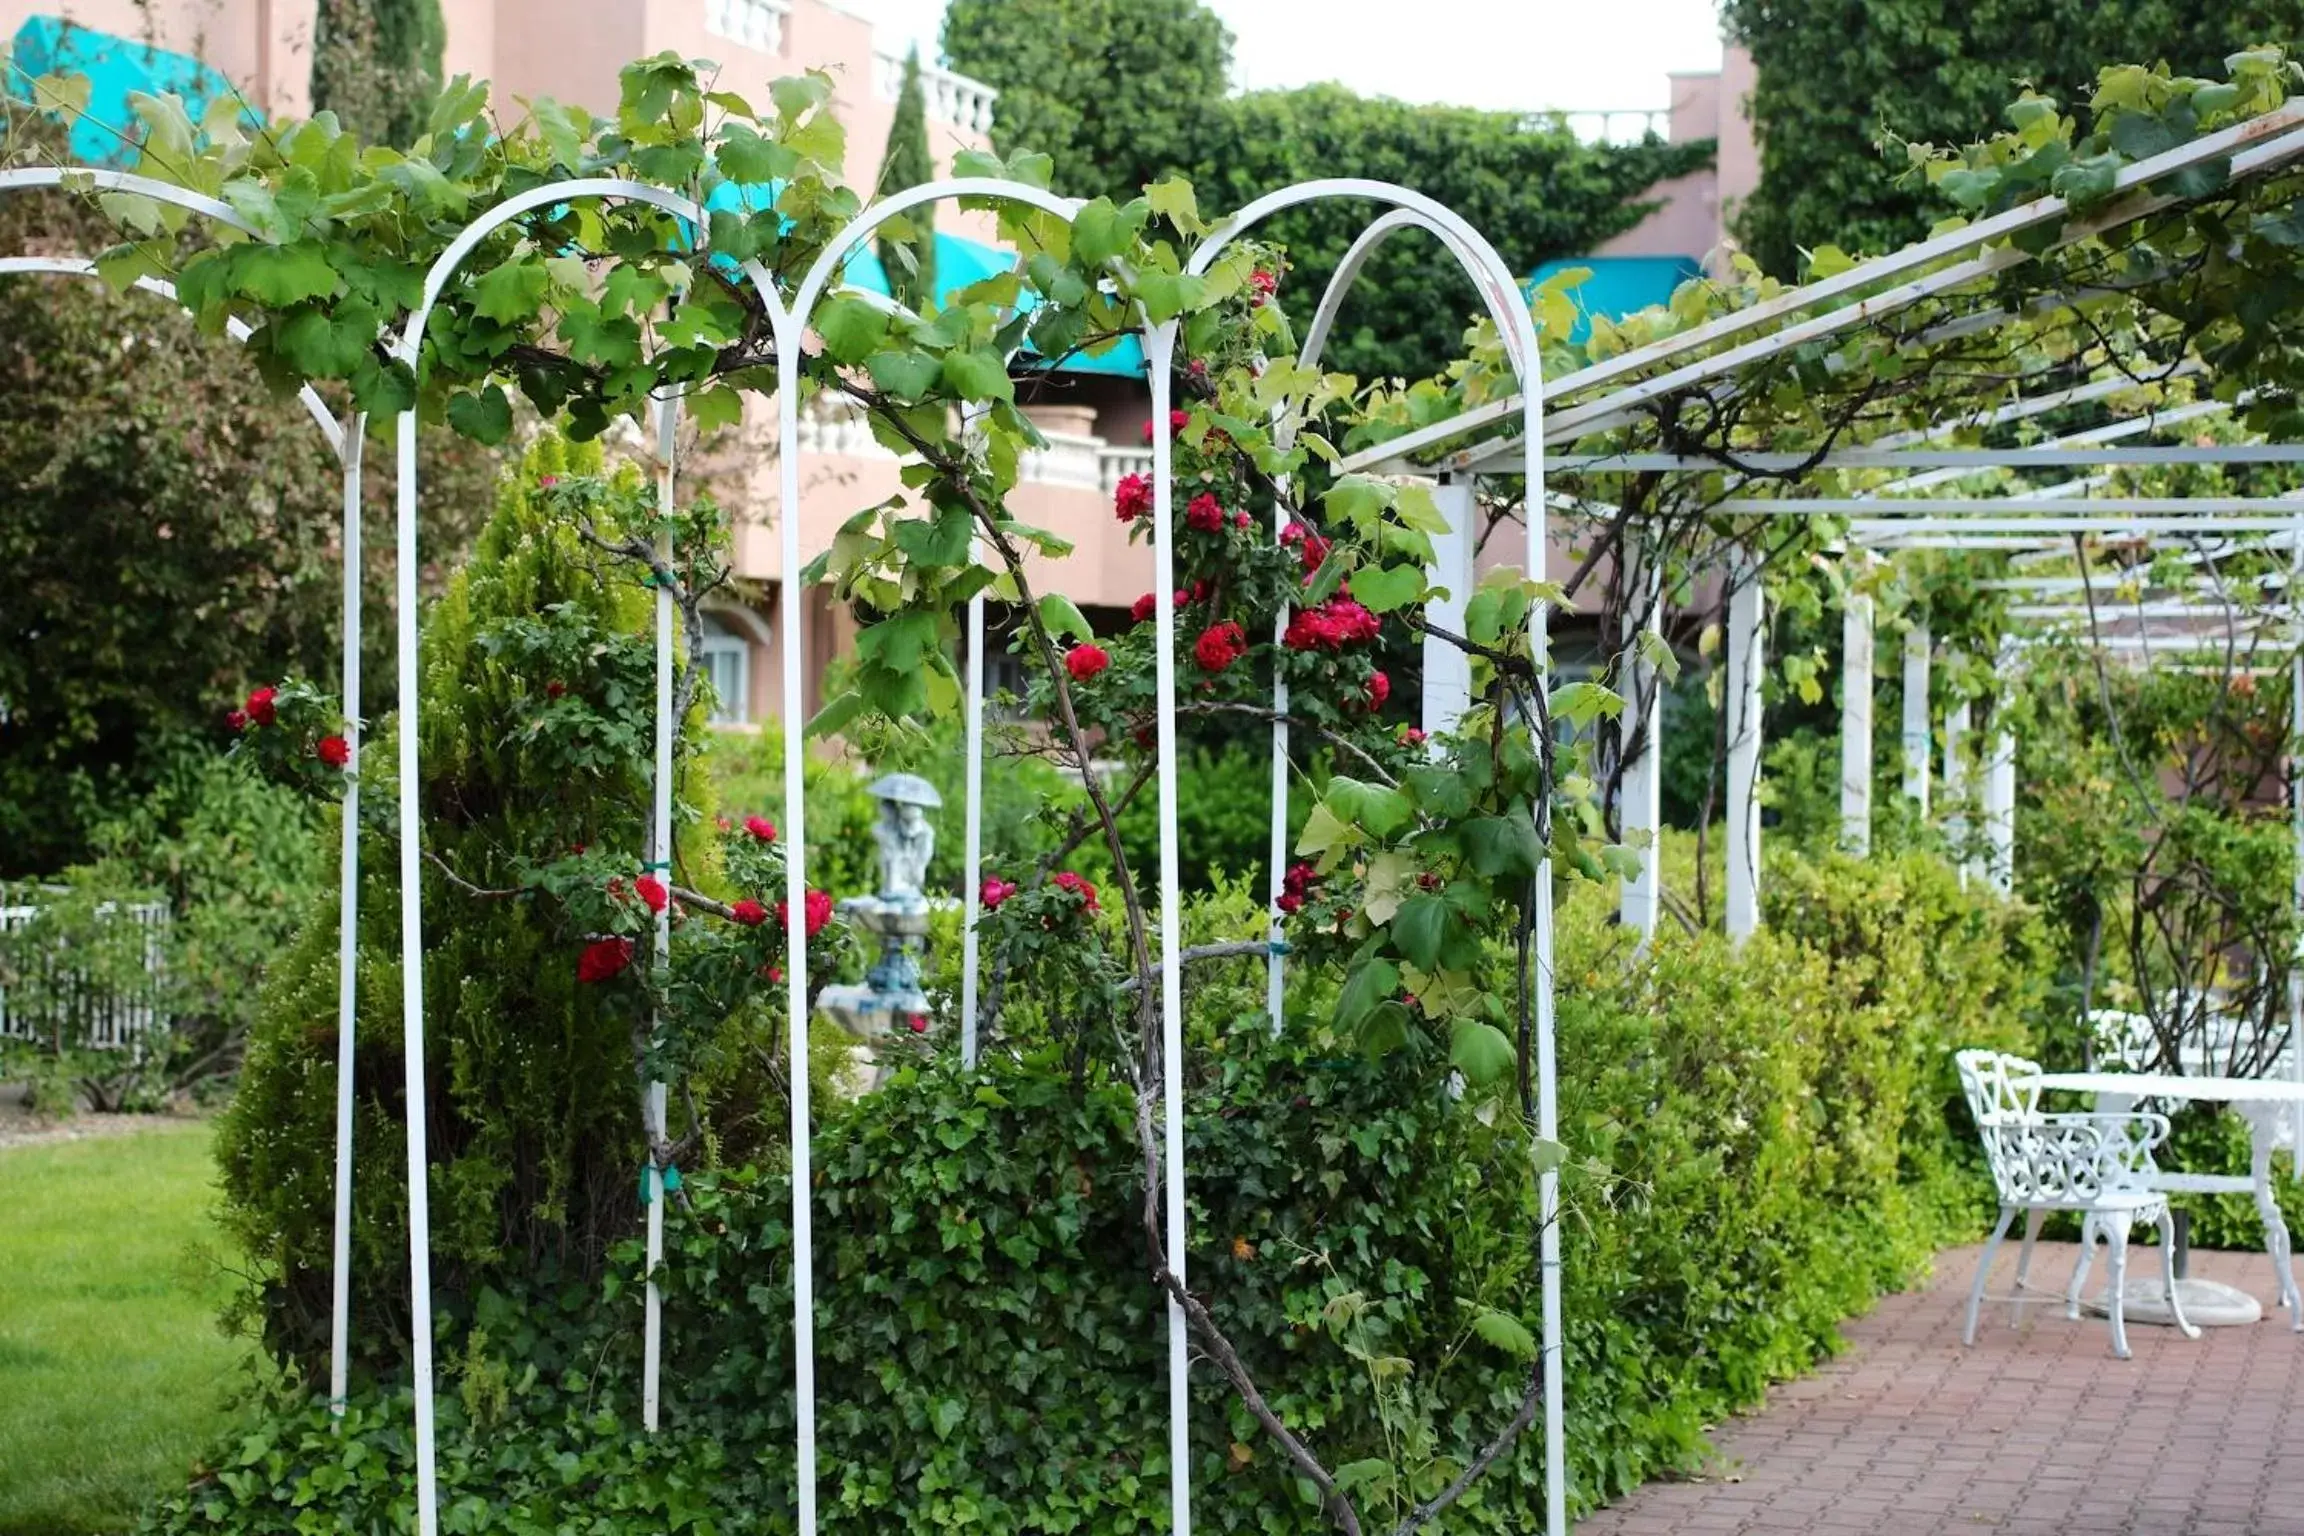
[0,886,171,1050]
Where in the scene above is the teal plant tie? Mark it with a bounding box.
[1267,939,1293,957]
[641,1160,684,1204]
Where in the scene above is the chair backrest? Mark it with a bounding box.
[1955,1048,2043,1128]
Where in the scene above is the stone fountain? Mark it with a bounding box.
[816,772,941,1082]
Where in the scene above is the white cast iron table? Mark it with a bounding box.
[2036,1071,2304,1330]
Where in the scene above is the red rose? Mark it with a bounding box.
[1185,492,1226,533]
[729,898,768,927]
[634,875,669,914]
[1171,408,1191,435]
[1365,671,1391,709]
[744,815,777,843]
[577,937,635,984]
[1065,644,1110,682]
[539,474,560,489]
[245,686,278,727]
[226,709,248,732]
[1283,862,1320,902]
[1276,893,1303,914]
[1051,870,1099,913]
[1131,592,1157,624]
[1194,621,1248,673]
[1233,510,1251,528]
[1300,534,1332,573]
[906,1013,929,1035]
[316,735,351,769]
[1399,725,1428,746]
[545,680,566,699]
[980,876,1017,910]
[1114,472,1154,523]
[1280,521,1308,546]
[776,888,835,939]
[1249,267,1278,304]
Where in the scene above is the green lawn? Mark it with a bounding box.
[0,1124,253,1536]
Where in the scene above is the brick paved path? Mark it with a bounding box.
[1579,1241,2304,1535]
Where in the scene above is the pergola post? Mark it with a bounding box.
[1983,644,2017,895]
[1944,695,1973,885]
[1902,622,1932,814]
[1620,548,1664,936]
[1726,556,1765,942]
[1841,589,1875,854]
[1423,476,1477,737]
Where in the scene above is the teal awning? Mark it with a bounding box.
[6,17,238,166]
[1529,255,1704,344]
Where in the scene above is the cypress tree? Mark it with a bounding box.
[310,0,445,147]
[876,46,939,314]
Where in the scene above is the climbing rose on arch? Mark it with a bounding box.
[1365,670,1391,710]
[1195,621,1248,673]
[1131,592,1157,624]
[728,898,768,927]
[1065,644,1110,682]
[1113,473,1154,523]
[777,888,835,939]
[577,937,635,984]
[244,686,278,727]
[316,735,350,769]
[1051,870,1099,913]
[980,875,1018,910]
[743,815,776,843]
[1185,492,1226,533]
[634,875,669,914]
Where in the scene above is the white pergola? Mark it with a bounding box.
[13,85,2304,1536]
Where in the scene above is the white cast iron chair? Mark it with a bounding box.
[1955,1049,2199,1358]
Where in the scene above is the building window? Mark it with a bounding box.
[700,615,751,725]
[704,0,786,55]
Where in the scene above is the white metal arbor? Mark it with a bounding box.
[3,165,1574,1536]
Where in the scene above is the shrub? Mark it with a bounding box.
[153,849,2050,1532]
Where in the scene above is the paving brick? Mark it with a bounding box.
[1577,1243,2303,1535]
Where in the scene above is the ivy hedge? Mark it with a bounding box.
[152,847,2048,1534]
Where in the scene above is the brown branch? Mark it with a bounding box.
[1390,1362,1546,1536]
[1113,940,1277,995]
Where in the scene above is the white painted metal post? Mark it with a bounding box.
[328,414,364,1419]
[1619,549,1663,937]
[1840,591,1874,855]
[1944,697,1973,885]
[1983,641,2017,895]
[1423,478,1477,738]
[1725,559,1765,942]
[642,392,680,1432]
[961,585,986,1064]
[391,403,439,1536]
[1902,623,1932,814]
[2291,556,2302,1177]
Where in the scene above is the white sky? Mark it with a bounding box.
[859,0,1726,114]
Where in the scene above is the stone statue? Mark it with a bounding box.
[869,772,940,903]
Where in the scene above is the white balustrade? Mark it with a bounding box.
[704,0,789,55]
[1542,108,1672,146]
[1097,445,1152,495]
[1019,430,1103,490]
[789,392,883,458]
[872,50,999,137]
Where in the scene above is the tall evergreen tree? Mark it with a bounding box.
[310,0,446,148]
[876,45,939,314]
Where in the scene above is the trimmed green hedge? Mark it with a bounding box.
[149,848,2048,1533]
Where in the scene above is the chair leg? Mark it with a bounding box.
[2158,1208,2200,1341]
[2013,1207,2047,1324]
[1967,1205,2017,1347]
[2067,1214,2099,1321]
[2104,1212,2135,1360]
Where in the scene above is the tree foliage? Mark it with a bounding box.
[309,0,447,148]
[1722,0,2304,275]
[875,46,938,314]
[942,0,1232,202]
[944,0,1711,381]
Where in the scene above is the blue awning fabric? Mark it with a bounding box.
[6,16,238,166]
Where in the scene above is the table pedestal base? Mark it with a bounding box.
[2084,1277,2263,1328]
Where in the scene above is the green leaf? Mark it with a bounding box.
[807,688,868,739]
[815,294,890,365]
[1326,777,1413,840]
[233,245,338,306]
[1550,681,1623,729]
[1449,1021,1516,1086]
[1071,197,1145,266]
[1391,894,1449,972]
[1464,815,1541,879]
[1337,957,1400,1031]
[1144,178,1206,236]
[445,383,514,445]
[1469,1305,1537,1360]
[1352,564,1425,615]
[865,349,941,403]
[1037,593,1093,643]
[471,258,549,324]
[939,349,1015,404]
[854,610,939,673]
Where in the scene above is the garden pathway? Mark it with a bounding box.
[1580,1241,2304,1535]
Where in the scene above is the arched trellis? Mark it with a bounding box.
[0,171,372,1423]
